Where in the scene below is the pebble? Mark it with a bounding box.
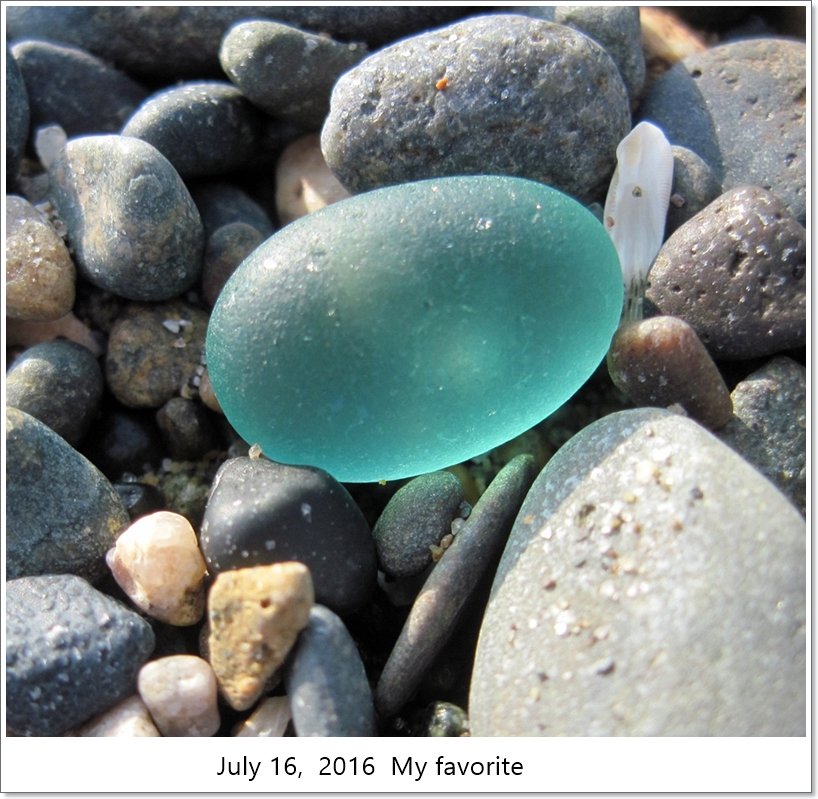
[6,312,102,356]
[6,340,104,446]
[208,562,314,711]
[666,145,722,236]
[6,195,76,321]
[81,405,164,479]
[201,222,265,307]
[719,356,806,515]
[321,14,630,201]
[6,407,129,582]
[122,82,263,178]
[113,482,166,521]
[375,454,538,718]
[640,38,806,223]
[200,456,377,615]
[107,511,207,626]
[6,45,29,185]
[198,368,222,414]
[220,20,367,130]
[48,135,204,301]
[373,471,465,577]
[6,573,155,736]
[285,605,376,736]
[11,38,147,136]
[275,134,351,225]
[607,316,733,430]
[470,408,805,735]
[137,655,220,736]
[72,695,160,737]
[646,186,806,359]
[155,397,220,460]
[233,695,291,737]
[418,701,470,737]
[105,300,208,408]
[190,181,274,239]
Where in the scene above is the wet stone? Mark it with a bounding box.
[6,340,104,446]
[201,222,265,307]
[156,397,220,461]
[6,574,155,736]
[666,145,722,236]
[470,408,806,735]
[48,134,204,302]
[72,695,160,737]
[6,45,29,186]
[190,181,274,239]
[285,605,376,736]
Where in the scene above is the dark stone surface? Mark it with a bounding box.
[113,481,167,521]
[6,45,29,188]
[6,574,155,736]
[666,145,722,236]
[189,181,274,238]
[155,397,220,460]
[201,222,265,307]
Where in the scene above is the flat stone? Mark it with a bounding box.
[470,408,806,735]
[72,695,160,737]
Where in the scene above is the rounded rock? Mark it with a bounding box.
[73,695,160,737]
[201,222,265,307]
[155,397,220,460]
[189,181,274,238]
[666,145,722,236]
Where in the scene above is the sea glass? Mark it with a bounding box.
[207,175,623,482]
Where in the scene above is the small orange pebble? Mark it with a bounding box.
[435,76,449,90]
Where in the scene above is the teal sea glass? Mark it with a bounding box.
[207,175,623,482]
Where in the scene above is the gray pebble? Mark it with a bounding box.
[646,186,806,359]
[373,471,465,577]
[719,356,806,515]
[470,408,805,735]
[190,181,274,238]
[666,145,722,236]
[48,135,204,301]
[155,397,219,461]
[202,222,266,307]
[375,454,538,718]
[6,45,29,186]
[6,407,130,582]
[6,340,104,446]
[220,20,367,130]
[321,14,630,202]
[122,82,263,178]
[285,605,376,736]
[640,38,806,224]
[6,574,155,736]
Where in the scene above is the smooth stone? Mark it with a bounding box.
[6,312,101,356]
[81,405,164,479]
[155,397,220,460]
[220,20,366,130]
[322,15,629,201]
[72,695,160,737]
[6,407,130,582]
[137,655,220,736]
[666,145,722,236]
[719,356,806,515]
[6,45,29,185]
[6,340,104,446]
[105,301,209,409]
[48,135,204,301]
[113,482,166,521]
[373,471,465,578]
[122,82,263,178]
[11,39,147,136]
[198,368,222,414]
[6,574,155,736]
[6,195,76,321]
[640,38,806,223]
[189,181,274,238]
[200,456,377,615]
[607,316,733,430]
[107,511,207,626]
[207,175,623,483]
[233,696,291,737]
[646,186,806,359]
[285,605,376,736]
[470,408,806,735]
[375,454,538,718]
[201,222,266,307]
[208,562,314,711]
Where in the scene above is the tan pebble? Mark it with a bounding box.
[72,695,160,737]
[232,696,291,737]
[198,367,223,414]
[640,7,707,74]
[275,134,350,225]
[208,562,314,711]
[6,311,102,356]
[106,511,207,626]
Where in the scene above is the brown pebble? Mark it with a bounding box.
[6,312,102,356]
[208,562,314,711]
[72,695,160,737]
[201,222,265,306]
[607,315,733,430]
[198,368,222,414]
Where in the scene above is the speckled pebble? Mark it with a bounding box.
[666,145,722,236]
[201,222,265,307]
[72,695,160,737]
[470,408,805,735]
[155,397,220,460]
[6,45,29,185]
[6,574,155,736]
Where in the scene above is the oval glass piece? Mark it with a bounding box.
[207,176,623,482]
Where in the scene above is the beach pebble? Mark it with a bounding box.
[190,181,274,238]
[48,135,204,301]
[156,397,220,460]
[321,14,630,201]
[666,145,722,236]
[6,45,29,185]
[373,471,465,577]
[81,405,164,479]
[640,38,806,223]
[105,300,208,408]
[198,369,222,414]
[200,456,377,615]
[375,454,538,718]
[275,134,351,225]
[72,695,160,737]
[220,20,366,130]
[6,312,102,356]
[201,222,265,307]
[646,186,806,359]
[11,39,147,137]
[6,340,104,446]
[113,482,166,521]
[122,82,263,178]
[6,573,155,736]
[7,407,129,582]
[607,316,733,430]
[285,605,376,736]
[208,562,314,711]
[233,696,291,737]
[470,408,805,735]
[107,511,207,626]
[6,195,76,321]
[719,356,806,515]
[137,655,220,736]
